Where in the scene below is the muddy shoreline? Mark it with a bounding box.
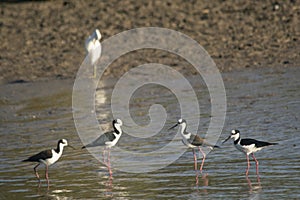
[0,0,299,84]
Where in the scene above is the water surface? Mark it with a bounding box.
[0,67,299,199]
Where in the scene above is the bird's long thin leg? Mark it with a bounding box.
[107,149,110,163]
[246,154,250,176]
[103,147,107,165]
[34,163,40,183]
[45,164,50,188]
[252,153,259,176]
[198,147,206,172]
[93,64,97,79]
[192,149,197,171]
[195,170,199,185]
[107,149,112,176]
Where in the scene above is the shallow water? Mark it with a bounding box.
[0,67,299,199]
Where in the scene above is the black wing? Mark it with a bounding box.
[23,149,52,162]
[188,134,205,146]
[241,138,277,148]
[188,134,220,148]
[83,131,116,148]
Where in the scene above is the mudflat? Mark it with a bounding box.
[0,0,299,83]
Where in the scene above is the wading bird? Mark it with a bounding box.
[82,119,123,175]
[23,139,74,187]
[223,129,277,176]
[169,119,219,172]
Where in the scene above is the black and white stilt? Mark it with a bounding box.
[169,119,219,172]
[23,139,74,187]
[223,129,278,176]
[82,119,123,175]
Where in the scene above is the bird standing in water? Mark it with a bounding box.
[23,139,74,187]
[82,119,123,175]
[223,129,277,176]
[169,119,220,172]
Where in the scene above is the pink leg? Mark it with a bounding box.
[107,149,112,176]
[195,171,199,185]
[245,175,253,192]
[198,147,206,172]
[252,153,259,176]
[107,148,110,163]
[246,154,250,176]
[192,149,197,170]
[103,147,108,165]
[45,164,50,188]
[34,163,41,188]
[34,163,41,182]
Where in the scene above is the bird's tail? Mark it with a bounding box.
[269,142,278,145]
[22,159,29,162]
[82,143,94,149]
[208,145,221,150]
[203,140,220,149]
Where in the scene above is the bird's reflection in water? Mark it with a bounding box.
[195,172,209,194]
[36,187,72,200]
[104,173,113,197]
[97,158,115,198]
[246,175,262,199]
[103,148,113,176]
[36,183,48,194]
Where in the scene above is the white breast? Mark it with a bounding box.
[105,132,122,148]
[42,149,62,166]
[180,132,196,148]
[235,143,262,155]
[182,138,196,148]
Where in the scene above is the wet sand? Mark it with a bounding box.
[0,0,299,83]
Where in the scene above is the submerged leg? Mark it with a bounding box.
[103,147,107,165]
[245,154,250,176]
[45,164,50,187]
[107,148,112,176]
[192,149,197,170]
[245,175,253,192]
[198,147,206,172]
[195,170,199,185]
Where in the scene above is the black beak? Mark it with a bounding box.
[168,123,179,130]
[68,145,76,150]
[222,136,231,144]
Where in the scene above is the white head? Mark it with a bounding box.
[58,139,68,147]
[57,139,75,151]
[113,119,123,133]
[93,29,102,41]
[223,129,240,143]
[230,129,240,140]
[177,118,187,127]
[169,118,187,133]
[85,29,102,52]
[113,119,123,126]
